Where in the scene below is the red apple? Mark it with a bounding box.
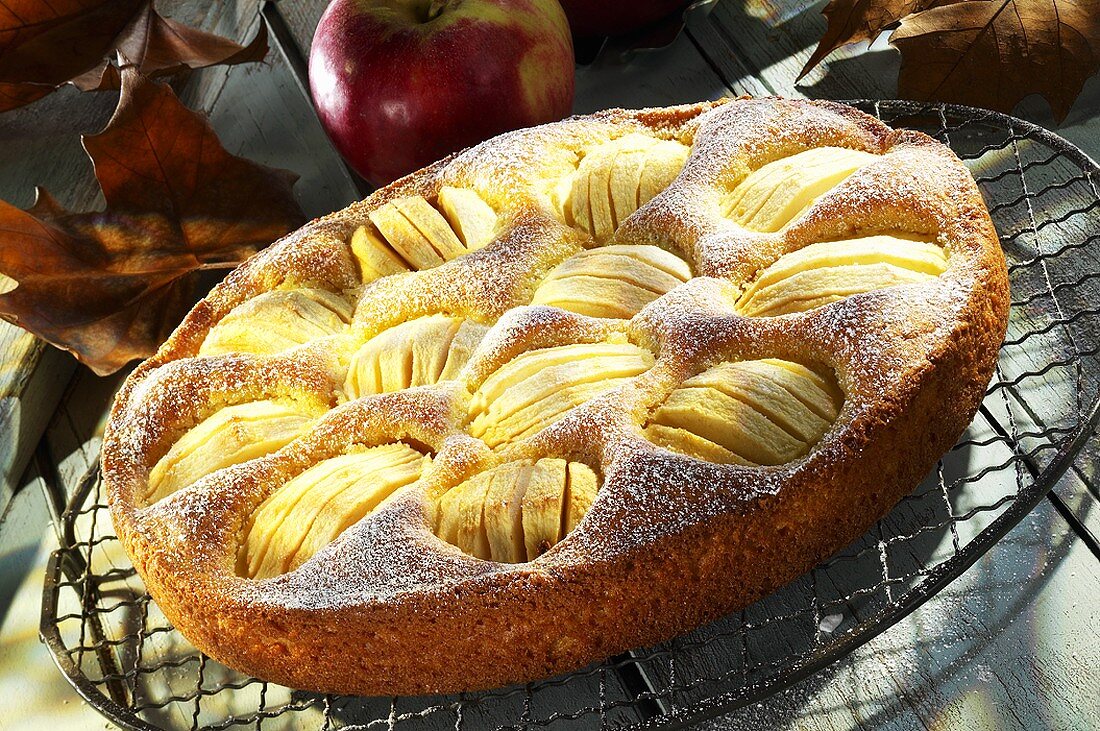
[558,0,686,38]
[309,0,575,187]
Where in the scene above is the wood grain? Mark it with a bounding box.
[277,0,328,54]
[697,0,899,99]
[699,496,1100,731]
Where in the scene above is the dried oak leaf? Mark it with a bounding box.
[0,0,266,111]
[804,0,1100,121]
[892,0,1100,122]
[800,0,934,79]
[0,68,304,375]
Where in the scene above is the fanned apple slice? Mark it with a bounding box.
[639,142,690,204]
[469,341,653,449]
[393,195,466,261]
[435,470,493,559]
[351,225,411,281]
[645,424,754,466]
[356,191,497,280]
[241,443,428,578]
[521,458,567,560]
[723,146,877,232]
[146,400,317,505]
[739,359,843,422]
[438,186,498,251]
[532,244,692,319]
[586,146,618,240]
[534,277,656,320]
[563,461,598,535]
[483,460,532,563]
[289,452,424,572]
[440,318,489,381]
[569,161,597,237]
[200,288,353,356]
[369,201,446,270]
[344,315,489,398]
[737,236,947,317]
[488,377,640,445]
[564,133,690,241]
[609,139,652,224]
[645,359,843,465]
[434,458,599,562]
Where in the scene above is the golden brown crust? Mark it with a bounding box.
[101,97,1009,695]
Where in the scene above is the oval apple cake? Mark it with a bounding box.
[102,97,1009,695]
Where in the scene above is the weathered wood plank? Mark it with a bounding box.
[701,0,898,99]
[574,29,732,112]
[681,0,779,97]
[702,0,1100,144]
[695,496,1100,731]
[1051,432,1100,548]
[203,53,362,217]
[0,86,113,515]
[277,0,328,55]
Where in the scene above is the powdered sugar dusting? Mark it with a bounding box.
[99,98,1008,692]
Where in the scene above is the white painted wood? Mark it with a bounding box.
[700,496,1100,731]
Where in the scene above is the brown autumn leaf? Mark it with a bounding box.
[0,0,267,111]
[799,0,934,79]
[0,81,53,110]
[0,67,305,375]
[803,0,1100,121]
[892,0,1100,122]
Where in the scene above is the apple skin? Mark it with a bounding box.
[558,0,686,37]
[309,0,575,187]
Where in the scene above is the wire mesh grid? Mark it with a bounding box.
[38,101,1100,730]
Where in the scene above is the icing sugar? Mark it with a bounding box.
[103,98,999,614]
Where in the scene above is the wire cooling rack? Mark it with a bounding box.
[38,101,1100,730]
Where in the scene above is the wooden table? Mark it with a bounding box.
[1,1,1097,729]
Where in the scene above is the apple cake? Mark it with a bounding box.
[102,97,1009,695]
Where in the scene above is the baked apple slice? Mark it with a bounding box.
[563,460,598,534]
[241,443,428,578]
[532,244,691,319]
[723,146,876,231]
[434,458,599,562]
[351,225,411,280]
[520,458,566,560]
[200,289,352,356]
[468,340,653,448]
[737,236,947,317]
[369,201,447,269]
[435,470,493,559]
[483,461,531,563]
[564,133,690,241]
[438,186,499,251]
[344,315,488,397]
[392,195,467,261]
[146,400,317,505]
[646,359,842,465]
